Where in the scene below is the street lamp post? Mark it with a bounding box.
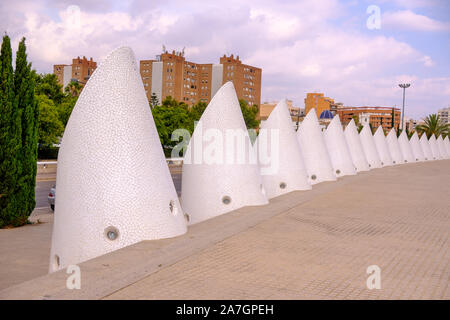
[399,83,410,131]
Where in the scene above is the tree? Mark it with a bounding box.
[36,94,64,146]
[239,99,260,129]
[56,96,77,127]
[64,80,82,97]
[150,92,159,108]
[151,97,191,156]
[0,35,22,228]
[35,73,65,104]
[415,114,450,139]
[13,37,39,224]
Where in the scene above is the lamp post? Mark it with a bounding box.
[399,83,410,131]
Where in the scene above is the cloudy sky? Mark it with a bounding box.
[1,0,449,119]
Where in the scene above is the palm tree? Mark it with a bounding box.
[415,114,450,139]
[64,80,82,97]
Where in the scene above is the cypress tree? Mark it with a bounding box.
[14,37,38,223]
[0,35,21,228]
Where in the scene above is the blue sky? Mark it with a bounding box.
[1,0,449,119]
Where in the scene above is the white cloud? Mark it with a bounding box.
[382,10,450,31]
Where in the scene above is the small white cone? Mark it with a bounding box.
[386,128,404,165]
[344,119,370,172]
[419,133,433,161]
[258,99,311,199]
[373,126,393,166]
[410,132,426,162]
[49,47,187,273]
[398,131,415,163]
[359,125,382,169]
[324,115,356,177]
[181,82,268,225]
[428,135,442,160]
[437,135,449,159]
[444,136,450,158]
[296,108,336,184]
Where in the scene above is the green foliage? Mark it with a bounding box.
[352,115,364,133]
[151,97,192,157]
[35,73,65,104]
[36,94,64,146]
[13,37,39,225]
[0,35,22,227]
[239,99,260,130]
[56,96,77,127]
[64,80,82,97]
[415,114,450,139]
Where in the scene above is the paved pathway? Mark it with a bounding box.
[1,160,449,299]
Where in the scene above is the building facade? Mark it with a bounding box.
[54,56,97,90]
[258,100,303,129]
[336,106,401,131]
[140,51,261,106]
[437,107,450,124]
[304,93,337,118]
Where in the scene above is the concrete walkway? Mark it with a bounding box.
[0,160,449,299]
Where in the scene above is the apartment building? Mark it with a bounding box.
[54,56,97,90]
[140,51,261,106]
[437,107,450,124]
[336,106,401,131]
[304,93,338,118]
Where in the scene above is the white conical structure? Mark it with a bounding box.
[323,115,356,177]
[181,82,268,225]
[359,125,382,169]
[373,126,393,166]
[386,128,404,165]
[419,134,433,161]
[444,136,450,158]
[344,119,370,172]
[429,135,441,160]
[49,47,187,273]
[258,99,311,199]
[398,131,415,163]
[437,135,449,159]
[296,109,336,184]
[409,132,426,162]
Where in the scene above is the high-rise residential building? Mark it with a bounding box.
[140,50,261,106]
[54,56,97,90]
[337,106,401,131]
[437,107,450,124]
[304,93,337,118]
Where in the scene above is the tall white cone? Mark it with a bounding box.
[49,47,186,273]
[373,126,393,166]
[296,109,336,184]
[324,115,356,177]
[398,131,415,163]
[359,125,382,169]
[419,133,433,161]
[410,132,426,161]
[429,135,441,160]
[386,128,404,165]
[437,135,449,159]
[258,99,311,199]
[181,82,268,225]
[344,119,370,172]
